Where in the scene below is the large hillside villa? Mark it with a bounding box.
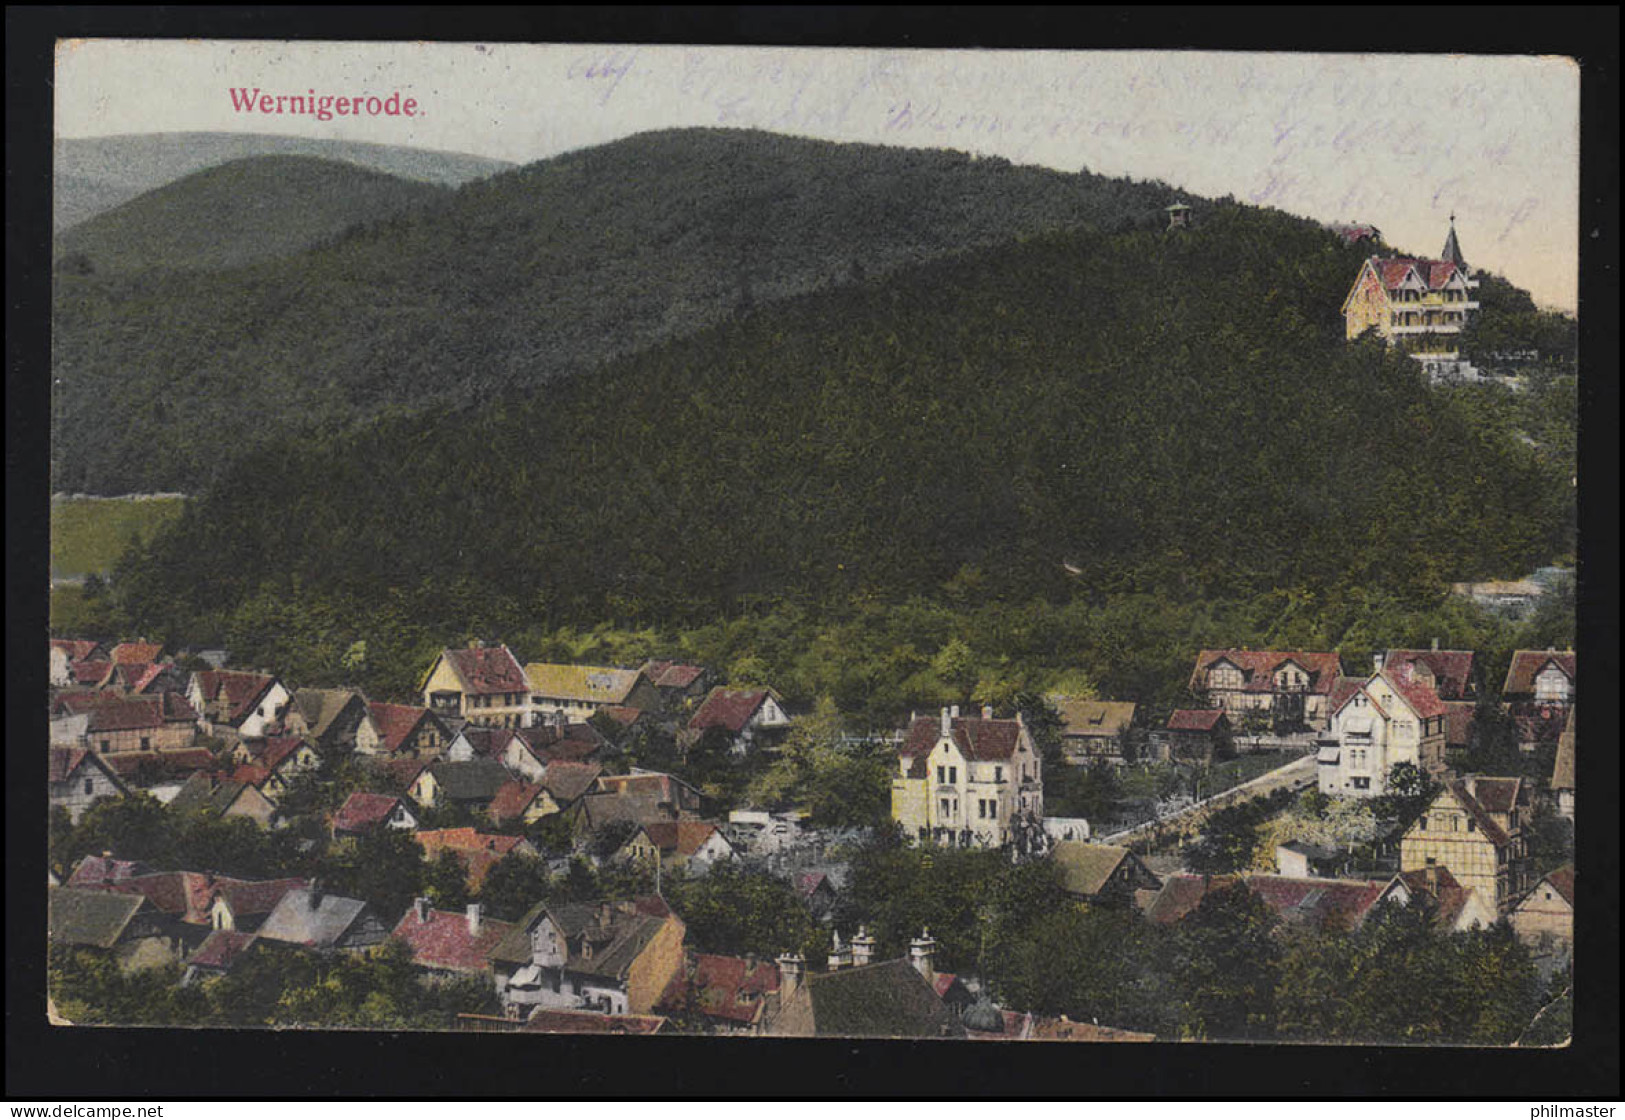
[1341,217,1481,381]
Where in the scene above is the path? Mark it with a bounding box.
[1101,752,1317,848]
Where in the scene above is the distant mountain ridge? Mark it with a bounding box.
[54,132,513,231]
[55,156,451,274]
[52,127,1193,493]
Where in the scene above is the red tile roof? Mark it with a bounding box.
[51,639,103,661]
[194,670,279,724]
[1388,866,1479,929]
[488,780,547,825]
[48,747,91,784]
[441,646,529,696]
[688,688,771,734]
[213,877,308,919]
[333,792,411,834]
[229,763,272,788]
[1190,650,1343,695]
[188,929,256,971]
[1463,776,1522,815]
[1502,651,1576,698]
[643,661,707,689]
[416,828,527,858]
[1382,668,1448,720]
[392,906,515,972]
[1167,709,1224,732]
[637,821,728,859]
[369,702,439,754]
[1384,650,1476,701]
[1374,257,1464,292]
[523,1009,667,1035]
[1438,780,1512,847]
[83,696,170,732]
[109,641,164,665]
[71,660,114,686]
[794,871,830,899]
[658,952,779,1025]
[899,715,1026,762]
[66,855,152,886]
[106,871,218,924]
[250,736,309,772]
[600,705,647,728]
[1143,874,1237,925]
[1443,702,1477,749]
[1244,875,1387,932]
[1541,868,1575,907]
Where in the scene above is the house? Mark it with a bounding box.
[101,748,217,803]
[1400,777,1531,913]
[657,951,780,1035]
[1551,708,1575,820]
[1382,647,1480,702]
[182,929,257,984]
[1341,219,1480,364]
[524,663,662,723]
[48,747,129,823]
[1162,708,1233,764]
[640,660,714,706]
[445,726,507,763]
[66,855,154,888]
[229,736,322,800]
[421,758,511,813]
[356,702,450,759]
[392,899,516,978]
[48,887,184,972]
[725,809,805,857]
[521,1008,668,1035]
[593,771,704,815]
[415,828,539,890]
[1142,874,1239,925]
[488,781,559,828]
[1442,701,1478,755]
[207,877,311,932]
[488,897,687,1016]
[1243,875,1389,933]
[541,761,604,812]
[766,933,965,1039]
[618,821,736,876]
[70,693,198,755]
[1508,868,1574,953]
[1052,842,1161,905]
[284,688,370,751]
[332,792,420,838]
[168,772,279,827]
[99,661,188,698]
[1502,650,1576,750]
[50,713,90,748]
[794,871,838,923]
[421,644,533,729]
[686,687,791,754]
[108,640,164,665]
[1317,664,1449,797]
[186,670,291,740]
[1049,696,1137,765]
[1376,865,1495,933]
[891,706,1044,850]
[49,639,107,688]
[1189,649,1343,731]
[256,887,391,952]
[1333,222,1383,245]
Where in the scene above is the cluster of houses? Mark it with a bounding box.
[48,632,1576,1038]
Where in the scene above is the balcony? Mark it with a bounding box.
[1389,323,1463,336]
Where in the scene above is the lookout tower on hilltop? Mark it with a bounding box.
[1165,202,1192,231]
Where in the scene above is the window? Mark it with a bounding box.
[140,736,150,751]
[1467,819,1476,832]
[948,766,957,784]
[1352,777,1371,790]
[84,779,94,795]
[937,765,946,784]
[1425,857,1437,867]
[1419,816,1428,831]
[977,800,987,819]
[99,740,110,753]
[988,800,997,821]
[940,798,951,817]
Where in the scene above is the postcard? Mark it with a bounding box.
[47,39,1578,1046]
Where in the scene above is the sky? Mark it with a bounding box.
[56,41,1580,311]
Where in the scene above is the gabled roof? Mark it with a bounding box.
[1428,780,1513,847]
[415,828,529,859]
[488,780,548,825]
[796,958,965,1039]
[794,871,832,899]
[899,715,1027,762]
[333,791,412,834]
[101,748,216,784]
[213,877,309,920]
[1380,667,1448,720]
[82,696,170,733]
[289,688,365,740]
[1443,702,1477,749]
[431,758,511,803]
[541,760,603,804]
[1384,650,1476,701]
[488,899,673,980]
[368,702,444,754]
[49,888,148,948]
[193,670,280,724]
[66,855,153,887]
[1050,697,1136,737]
[1244,875,1387,932]
[525,663,646,705]
[1190,650,1342,695]
[188,929,256,972]
[1385,866,1481,929]
[634,821,731,860]
[436,646,529,696]
[1143,874,1238,925]
[1053,842,1146,897]
[257,889,374,948]
[595,771,699,803]
[168,772,261,819]
[250,735,311,773]
[1166,708,1225,732]
[452,726,509,759]
[48,747,124,790]
[70,660,114,686]
[689,688,774,734]
[109,641,164,664]
[1502,651,1576,698]
[392,906,516,973]
[658,952,779,1025]
[524,1008,668,1035]
[1536,867,1575,907]
[1463,775,1523,815]
[641,660,708,690]
[51,639,104,662]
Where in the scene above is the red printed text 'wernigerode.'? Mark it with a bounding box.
[228,88,420,121]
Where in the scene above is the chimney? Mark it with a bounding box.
[1372,651,1386,673]
[414,896,431,924]
[598,901,613,929]
[1424,865,1439,892]
[909,928,937,981]
[1431,637,1440,652]
[982,705,994,721]
[776,952,805,1003]
[308,884,324,910]
[466,902,483,936]
[826,930,850,973]
[940,707,952,736]
[850,925,876,968]
[950,705,960,719]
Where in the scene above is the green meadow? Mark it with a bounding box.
[51,495,185,581]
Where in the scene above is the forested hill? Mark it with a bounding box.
[55,156,452,274]
[112,202,1570,667]
[53,128,1194,494]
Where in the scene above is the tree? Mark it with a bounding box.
[424,850,471,910]
[323,828,425,920]
[664,865,818,960]
[476,852,554,921]
[1165,882,1280,1040]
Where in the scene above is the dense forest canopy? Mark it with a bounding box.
[53,128,1202,494]
[96,193,1574,709]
